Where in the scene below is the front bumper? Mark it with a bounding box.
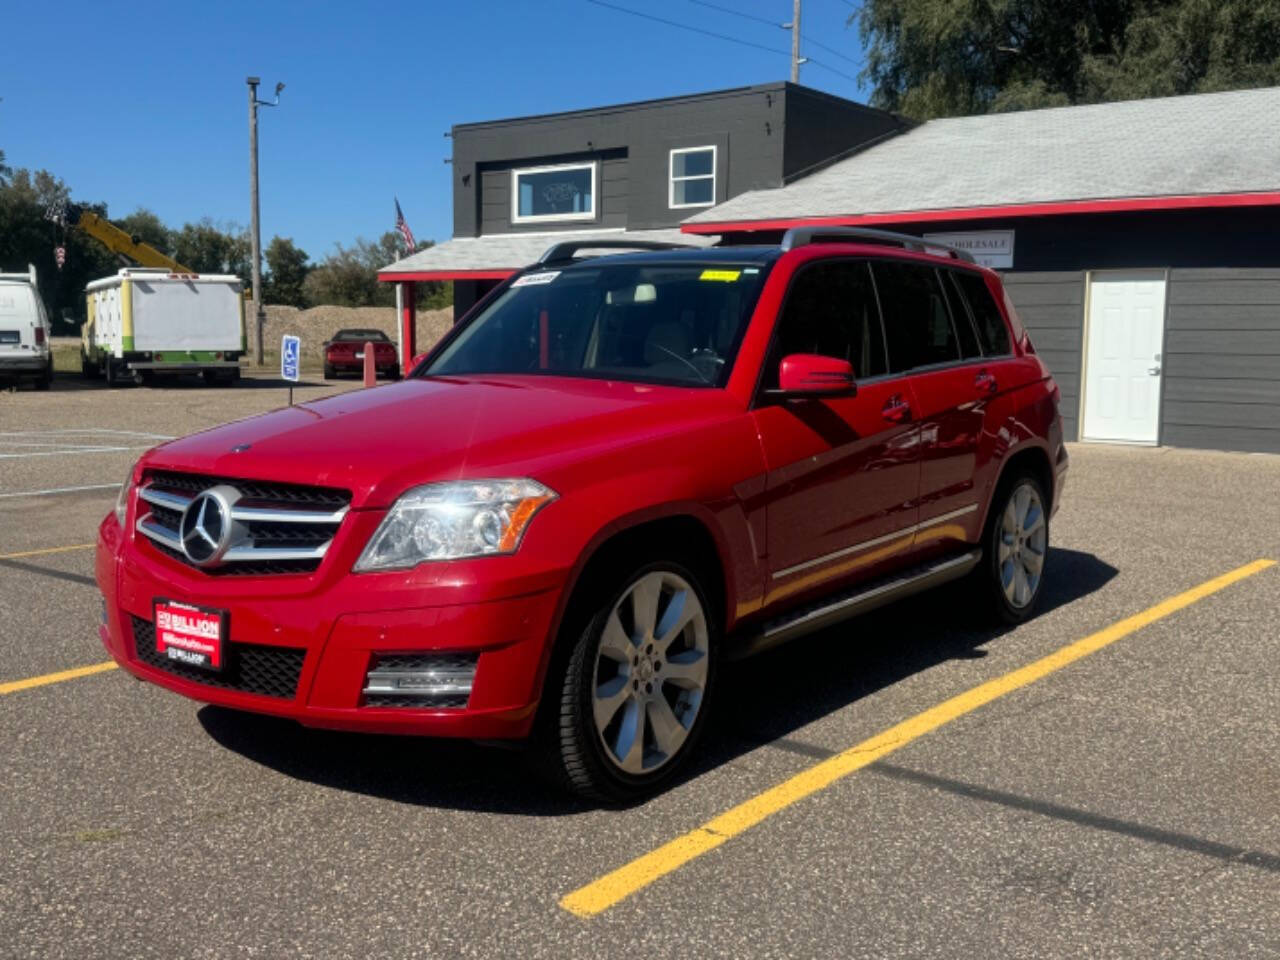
[95,513,566,739]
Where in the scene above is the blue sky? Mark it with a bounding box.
[0,0,865,262]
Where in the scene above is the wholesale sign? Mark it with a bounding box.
[923,231,1015,269]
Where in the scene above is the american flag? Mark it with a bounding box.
[394,197,416,254]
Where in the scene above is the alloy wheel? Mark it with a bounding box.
[998,481,1047,609]
[591,570,709,775]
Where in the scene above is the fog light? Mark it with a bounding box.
[362,653,477,708]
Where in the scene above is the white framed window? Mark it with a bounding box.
[510,161,597,224]
[669,145,716,209]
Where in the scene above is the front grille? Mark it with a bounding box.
[134,471,351,576]
[362,652,477,709]
[131,616,305,699]
[146,471,349,510]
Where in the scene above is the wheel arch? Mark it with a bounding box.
[978,442,1055,539]
[533,506,732,713]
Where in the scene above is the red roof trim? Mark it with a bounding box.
[680,191,1280,234]
[377,269,516,283]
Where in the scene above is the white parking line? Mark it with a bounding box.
[0,483,123,499]
[0,446,154,460]
[0,429,174,440]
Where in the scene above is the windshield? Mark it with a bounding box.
[424,261,770,387]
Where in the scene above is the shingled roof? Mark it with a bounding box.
[682,86,1280,232]
[379,228,715,280]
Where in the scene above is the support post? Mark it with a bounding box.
[400,282,416,375]
[394,282,404,371]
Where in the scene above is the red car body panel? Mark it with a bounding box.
[96,242,1066,739]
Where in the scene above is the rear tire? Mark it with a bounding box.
[81,353,98,379]
[35,360,53,390]
[537,560,718,803]
[977,471,1049,624]
[323,363,336,380]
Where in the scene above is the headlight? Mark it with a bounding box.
[114,463,137,527]
[354,478,556,571]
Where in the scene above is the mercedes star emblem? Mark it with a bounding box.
[179,488,236,567]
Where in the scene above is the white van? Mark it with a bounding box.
[0,265,54,390]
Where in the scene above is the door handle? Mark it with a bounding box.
[975,370,998,393]
[1148,365,1161,375]
[882,396,912,423]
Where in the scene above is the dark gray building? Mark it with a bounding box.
[380,83,907,316]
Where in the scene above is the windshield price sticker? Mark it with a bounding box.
[512,271,560,287]
[699,269,741,282]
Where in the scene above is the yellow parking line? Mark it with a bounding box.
[0,661,118,696]
[0,543,96,561]
[560,557,1277,918]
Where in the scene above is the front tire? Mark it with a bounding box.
[979,472,1049,623]
[540,562,717,803]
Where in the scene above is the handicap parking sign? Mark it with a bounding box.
[281,335,300,382]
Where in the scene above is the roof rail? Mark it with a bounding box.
[780,226,976,263]
[536,239,693,266]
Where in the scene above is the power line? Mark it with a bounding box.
[584,0,796,59]
[585,0,860,84]
[687,0,863,68]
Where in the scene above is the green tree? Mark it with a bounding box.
[856,0,1280,119]
[263,235,310,307]
[172,218,251,285]
[301,233,448,308]
[0,167,115,330]
[116,207,172,256]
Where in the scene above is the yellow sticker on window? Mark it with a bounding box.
[699,269,741,282]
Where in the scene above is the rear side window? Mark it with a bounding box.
[766,260,887,388]
[953,271,1012,355]
[941,272,983,360]
[872,261,960,372]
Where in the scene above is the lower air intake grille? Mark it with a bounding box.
[131,616,305,700]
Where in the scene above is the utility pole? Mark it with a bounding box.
[247,77,263,365]
[790,0,802,83]
[246,76,284,366]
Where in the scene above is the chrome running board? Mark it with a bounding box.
[730,550,982,660]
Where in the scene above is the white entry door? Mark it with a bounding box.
[1083,272,1167,444]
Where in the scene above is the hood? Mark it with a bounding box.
[141,375,741,507]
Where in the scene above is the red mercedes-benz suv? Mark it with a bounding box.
[97,228,1067,801]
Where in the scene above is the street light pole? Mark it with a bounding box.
[246,76,284,367]
[247,77,263,365]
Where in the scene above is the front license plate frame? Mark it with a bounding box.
[153,599,228,673]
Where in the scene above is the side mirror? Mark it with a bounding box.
[411,353,429,368]
[777,353,857,397]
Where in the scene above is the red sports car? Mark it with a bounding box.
[322,328,399,379]
[97,229,1066,801]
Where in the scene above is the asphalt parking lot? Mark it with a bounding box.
[2,373,1278,959]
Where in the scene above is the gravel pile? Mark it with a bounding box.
[261,304,455,359]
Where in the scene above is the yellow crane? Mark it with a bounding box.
[49,202,194,273]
